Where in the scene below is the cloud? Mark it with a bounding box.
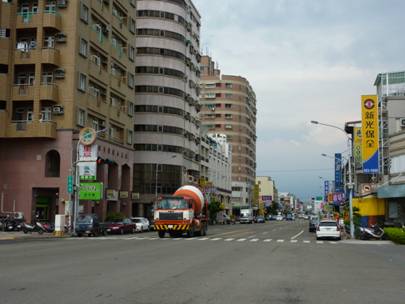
[194,0,405,199]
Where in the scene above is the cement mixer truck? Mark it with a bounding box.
[154,185,208,238]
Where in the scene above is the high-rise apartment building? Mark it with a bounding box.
[0,0,136,222]
[200,55,257,212]
[133,0,201,217]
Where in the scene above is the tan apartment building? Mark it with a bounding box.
[256,176,278,208]
[200,55,257,213]
[132,0,201,218]
[0,0,136,223]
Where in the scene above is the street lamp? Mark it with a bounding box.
[311,120,355,239]
[155,154,177,199]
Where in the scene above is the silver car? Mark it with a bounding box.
[130,217,150,232]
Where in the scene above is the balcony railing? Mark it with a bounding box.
[7,120,57,139]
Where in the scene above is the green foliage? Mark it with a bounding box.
[384,227,405,244]
[208,200,223,222]
[105,212,125,222]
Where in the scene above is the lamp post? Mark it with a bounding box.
[311,120,354,239]
[155,155,177,200]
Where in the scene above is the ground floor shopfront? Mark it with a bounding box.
[0,130,134,223]
[378,184,405,226]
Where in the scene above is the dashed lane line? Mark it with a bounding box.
[250,238,259,242]
[277,239,284,243]
[211,238,222,241]
[263,239,272,242]
[290,240,298,243]
[198,237,209,241]
[224,238,234,242]
[237,238,247,242]
[316,241,324,244]
[303,240,311,244]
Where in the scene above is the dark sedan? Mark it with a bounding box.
[106,218,136,234]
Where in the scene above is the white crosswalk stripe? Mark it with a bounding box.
[211,238,222,241]
[250,238,259,242]
[277,239,284,243]
[303,240,310,244]
[224,238,234,242]
[329,241,337,244]
[316,241,324,244]
[199,237,209,241]
[237,238,246,242]
[263,239,272,242]
[290,239,298,243]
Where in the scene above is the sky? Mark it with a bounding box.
[193,0,405,201]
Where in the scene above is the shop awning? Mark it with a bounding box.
[377,184,405,198]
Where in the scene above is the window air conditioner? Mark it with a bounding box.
[52,105,64,115]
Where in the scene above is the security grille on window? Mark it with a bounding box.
[78,73,87,92]
[80,3,89,23]
[77,109,86,126]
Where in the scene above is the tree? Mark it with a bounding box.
[208,199,223,224]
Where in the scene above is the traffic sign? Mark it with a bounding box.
[67,175,73,194]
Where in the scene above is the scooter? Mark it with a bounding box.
[359,224,385,240]
[22,222,48,234]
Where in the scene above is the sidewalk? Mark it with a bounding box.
[0,231,69,241]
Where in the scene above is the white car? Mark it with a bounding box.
[276,215,283,221]
[130,217,150,232]
[316,220,341,240]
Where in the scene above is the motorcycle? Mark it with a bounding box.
[22,222,48,234]
[359,224,385,240]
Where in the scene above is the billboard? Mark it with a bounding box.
[353,127,362,169]
[79,182,103,201]
[361,95,379,174]
[335,153,343,193]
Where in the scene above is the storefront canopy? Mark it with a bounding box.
[377,184,405,198]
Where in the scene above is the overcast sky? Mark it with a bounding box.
[193,0,405,201]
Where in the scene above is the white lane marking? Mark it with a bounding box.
[199,237,209,241]
[237,238,246,242]
[291,230,304,240]
[135,237,145,240]
[329,241,337,244]
[211,238,222,241]
[303,240,310,244]
[263,239,272,242]
[225,238,234,242]
[250,238,259,242]
[186,237,198,241]
[277,239,284,243]
[290,240,298,243]
[173,238,183,241]
[148,237,158,240]
[316,241,324,244]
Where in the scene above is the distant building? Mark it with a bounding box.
[256,176,278,208]
[199,55,257,212]
[200,133,232,213]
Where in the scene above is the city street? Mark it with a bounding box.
[1,220,404,304]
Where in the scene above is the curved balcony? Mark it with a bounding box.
[6,120,56,139]
[12,85,35,101]
[16,13,41,29]
[43,12,62,31]
[40,83,59,102]
[41,48,60,66]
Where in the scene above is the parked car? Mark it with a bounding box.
[286,214,294,221]
[276,214,283,221]
[309,217,319,232]
[256,216,265,223]
[75,214,105,237]
[267,214,276,221]
[106,218,136,234]
[131,217,150,232]
[316,220,341,240]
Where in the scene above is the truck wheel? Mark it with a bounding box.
[187,227,195,238]
[158,231,165,238]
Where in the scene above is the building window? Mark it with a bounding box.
[80,3,89,23]
[77,108,86,126]
[41,72,53,84]
[128,102,134,116]
[45,150,60,177]
[127,130,133,145]
[0,28,10,38]
[128,46,135,61]
[128,73,135,88]
[79,38,88,57]
[78,73,87,92]
[129,18,136,33]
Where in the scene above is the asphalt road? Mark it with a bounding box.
[1,220,404,304]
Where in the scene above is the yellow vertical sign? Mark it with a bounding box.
[361,95,379,174]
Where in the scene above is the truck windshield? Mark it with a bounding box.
[157,199,188,209]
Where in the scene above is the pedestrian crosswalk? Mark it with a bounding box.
[67,235,341,245]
